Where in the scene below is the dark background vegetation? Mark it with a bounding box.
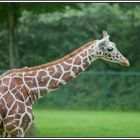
[0,2,139,111]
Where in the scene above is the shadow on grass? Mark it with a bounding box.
[25,123,41,138]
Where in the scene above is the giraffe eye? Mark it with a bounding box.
[107,48,113,52]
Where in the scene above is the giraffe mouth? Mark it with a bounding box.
[120,59,130,67]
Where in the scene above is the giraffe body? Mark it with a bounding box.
[0,31,129,137]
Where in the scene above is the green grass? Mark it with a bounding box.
[32,109,140,137]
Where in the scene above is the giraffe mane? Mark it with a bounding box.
[24,40,96,71]
[0,67,28,78]
[0,40,96,77]
[33,40,95,65]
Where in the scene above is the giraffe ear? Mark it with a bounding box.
[102,30,110,40]
[98,31,110,48]
[98,35,109,47]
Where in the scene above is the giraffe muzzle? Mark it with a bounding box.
[120,58,130,67]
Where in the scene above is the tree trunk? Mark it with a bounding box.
[8,6,36,136]
[8,4,17,69]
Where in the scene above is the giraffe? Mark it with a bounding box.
[0,31,129,137]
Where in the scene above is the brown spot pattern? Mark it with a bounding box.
[80,51,87,57]
[3,93,14,108]
[61,63,71,71]
[17,102,25,114]
[20,113,30,130]
[74,56,81,65]
[8,102,17,115]
[24,77,37,89]
[3,77,10,85]
[15,90,24,101]
[48,79,58,89]
[66,59,73,64]
[0,39,97,137]
[24,71,37,76]
[37,71,47,79]
[83,62,89,69]
[62,72,72,82]
[0,85,8,94]
[53,72,62,79]
[38,76,50,87]
[72,66,78,74]
[48,67,55,75]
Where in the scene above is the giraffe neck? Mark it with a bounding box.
[17,40,97,104]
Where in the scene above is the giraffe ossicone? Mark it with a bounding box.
[0,31,129,137]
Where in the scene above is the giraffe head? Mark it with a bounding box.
[94,31,129,67]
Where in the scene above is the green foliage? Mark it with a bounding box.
[33,72,140,111]
[0,3,79,68]
[0,3,79,25]
[14,3,140,71]
[0,3,140,111]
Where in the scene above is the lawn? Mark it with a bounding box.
[32,109,140,137]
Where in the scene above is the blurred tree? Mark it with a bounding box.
[0,3,79,68]
[117,3,138,11]
[0,3,139,111]
[0,3,79,136]
[17,3,139,111]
